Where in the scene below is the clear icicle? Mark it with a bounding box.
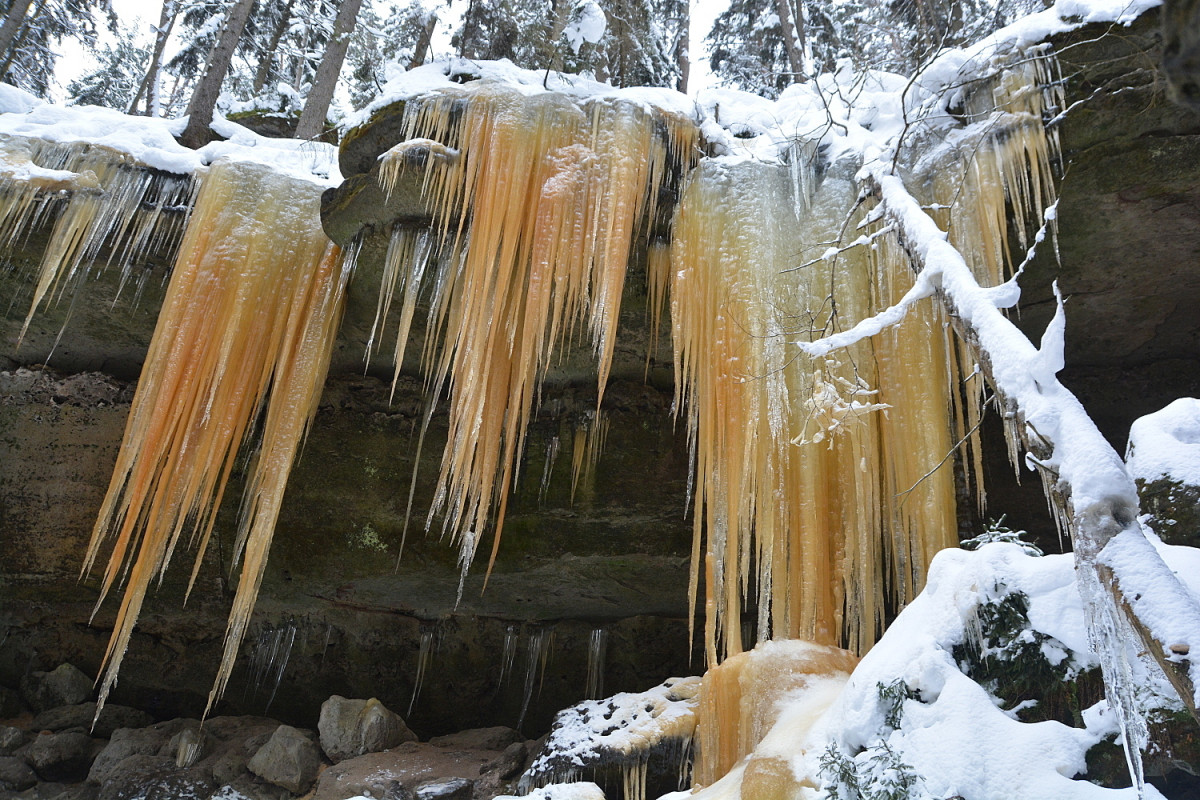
[585,628,607,700]
[518,627,553,730]
[409,624,437,716]
[499,624,519,688]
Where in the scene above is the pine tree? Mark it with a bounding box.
[345,0,439,110]
[0,0,113,98]
[67,22,150,109]
[295,0,363,140]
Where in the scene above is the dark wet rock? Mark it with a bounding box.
[429,727,521,751]
[19,665,93,714]
[0,684,24,718]
[23,730,103,782]
[318,696,416,763]
[247,724,321,794]
[32,704,153,739]
[0,754,38,790]
[0,726,31,756]
[415,777,474,800]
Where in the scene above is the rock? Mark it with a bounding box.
[92,753,214,800]
[429,727,521,752]
[209,774,296,800]
[20,664,93,713]
[247,724,321,795]
[0,754,38,790]
[32,703,154,738]
[415,777,474,800]
[318,696,416,763]
[88,719,195,785]
[484,742,528,781]
[0,725,31,756]
[0,684,24,717]
[23,730,103,782]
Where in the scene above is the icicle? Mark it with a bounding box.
[498,624,519,688]
[0,136,196,348]
[585,628,608,700]
[374,85,699,584]
[409,623,437,716]
[78,159,350,721]
[670,156,960,662]
[244,618,297,713]
[539,434,561,504]
[518,627,553,730]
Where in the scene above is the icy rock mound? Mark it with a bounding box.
[520,676,700,800]
[1127,398,1200,546]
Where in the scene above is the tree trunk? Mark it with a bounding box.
[294,0,364,141]
[0,0,34,70]
[178,0,258,149]
[406,12,438,70]
[129,0,179,116]
[251,0,296,95]
[676,4,689,94]
[773,0,806,83]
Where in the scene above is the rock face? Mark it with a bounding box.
[318,696,417,763]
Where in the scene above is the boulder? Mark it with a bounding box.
[0,754,37,790]
[485,741,529,781]
[32,703,153,738]
[318,696,416,763]
[429,727,521,751]
[20,664,93,713]
[0,725,30,756]
[23,730,104,782]
[247,724,322,795]
[87,719,195,785]
[92,752,215,800]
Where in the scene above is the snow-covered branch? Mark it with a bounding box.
[857,166,1200,728]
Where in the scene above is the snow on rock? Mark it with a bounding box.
[520,677,699,789]
[354,58,699,131]
[0,103,339,186]
[667,544,1189,800]
[1126,398,1200,487]
[0,83,44,114]
[499,782,606,800]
